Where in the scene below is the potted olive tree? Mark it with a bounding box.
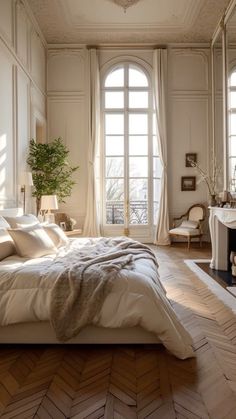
[27,138,79,214]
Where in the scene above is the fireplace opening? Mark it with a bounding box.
[228,228,236,271]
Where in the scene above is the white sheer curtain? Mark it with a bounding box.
[83,49,101,236]
[153,49,170,245]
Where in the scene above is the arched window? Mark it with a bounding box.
[228,69,236,191]
[101,62,160,240]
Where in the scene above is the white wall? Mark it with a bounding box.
[47,45,211,234]
[168,48,210,234]
[0,0,46,210]
[47,48,87,228]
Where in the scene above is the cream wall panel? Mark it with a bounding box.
[47,49,85,93]
[169,49,209,92]
[99,50,153,69]
[0,0,13,46]
[0,47,15,206]
[31,86,46,117]
[169,98,209,215]
[17,67,30,175]
[16,1,29,68]
[30,29,46,92]
[215,49,223,93]
[47,98,87,226]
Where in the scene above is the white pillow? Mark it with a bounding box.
[181,220,199,229]
[0,229,15,260]
[43,223,68,248]
[5,214,39,228]
[0,216,10,229]
[8,225,57,258]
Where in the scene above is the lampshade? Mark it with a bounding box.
[20,171,33,186]
[40,195,58,211]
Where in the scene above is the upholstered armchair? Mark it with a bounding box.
[169,204,206,249]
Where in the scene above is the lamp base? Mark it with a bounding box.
[44,213,55,224]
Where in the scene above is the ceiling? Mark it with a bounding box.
[27,0,231,44]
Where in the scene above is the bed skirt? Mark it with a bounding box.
[0,322,161,344]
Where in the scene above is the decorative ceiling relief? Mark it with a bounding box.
[107,0,142,13]
[27,0,231,44]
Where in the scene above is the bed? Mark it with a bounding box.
[0,209,194,360]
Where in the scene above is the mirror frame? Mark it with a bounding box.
[211,0,236,191]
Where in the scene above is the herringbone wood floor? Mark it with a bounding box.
[1,243,236,418]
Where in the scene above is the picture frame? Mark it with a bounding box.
[181,176,196,191]
[60,221,66,231]
[185,153,197,167]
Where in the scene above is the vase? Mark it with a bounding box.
[209,194,217,206]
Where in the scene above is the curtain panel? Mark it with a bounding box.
[83,49,101,237]
[153,49,170,245]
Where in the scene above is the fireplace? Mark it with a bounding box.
[209,207,236,271]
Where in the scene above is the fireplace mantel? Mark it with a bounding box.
[209,207,236,270]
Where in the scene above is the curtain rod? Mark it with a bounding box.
[86,44,167,50]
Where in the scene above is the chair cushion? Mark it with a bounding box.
[169,227,201,237]
[180,220,199,229]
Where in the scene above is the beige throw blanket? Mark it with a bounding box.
[50,237,159,341]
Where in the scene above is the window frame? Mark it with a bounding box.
[228,67,236,191]
[100,58,160,238]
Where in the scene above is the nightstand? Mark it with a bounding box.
[64,229,83,237]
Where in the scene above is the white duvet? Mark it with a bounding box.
[0,237,194,359]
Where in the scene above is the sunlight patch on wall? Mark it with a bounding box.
[0,134,7,196]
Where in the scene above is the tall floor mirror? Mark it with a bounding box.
[226,5,236,193]
[212,26,224,193]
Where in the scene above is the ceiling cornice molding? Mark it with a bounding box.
[27,0,231,44]
[46,42,211,50]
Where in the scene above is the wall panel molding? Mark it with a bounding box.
[169,49,209,93]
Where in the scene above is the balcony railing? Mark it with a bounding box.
[106,201,148,225]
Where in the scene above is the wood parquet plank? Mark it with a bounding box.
[1,244,236,418]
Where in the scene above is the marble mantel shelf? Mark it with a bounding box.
[209,207,236,271]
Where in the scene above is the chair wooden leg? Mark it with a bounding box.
[188,237,191,250]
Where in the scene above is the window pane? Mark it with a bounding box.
[229,136,236,156]
[129,136,148,155]
[153,202,159,224]
[230,158,236,191]
[129,157,148,177]
[230,71,236,87]
[129,179,148,200]
[129,67,148,87]
[129,114,148,134]
[106,157,124,177]
[129,201,148,225]
[106,136,124,155]
[105,92,124,109]
[105,67,124,87]
[153,136,158,156]
[230,91,236,108]
[153,157,162,177]
[153,178,161,201]
[106,179,124,201]
[105,114,124,135]
[106,176,124,224]
[153,114,157,135]
[129,92,148,108]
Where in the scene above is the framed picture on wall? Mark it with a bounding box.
[185,153,197,167]
[181,176,196,191]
